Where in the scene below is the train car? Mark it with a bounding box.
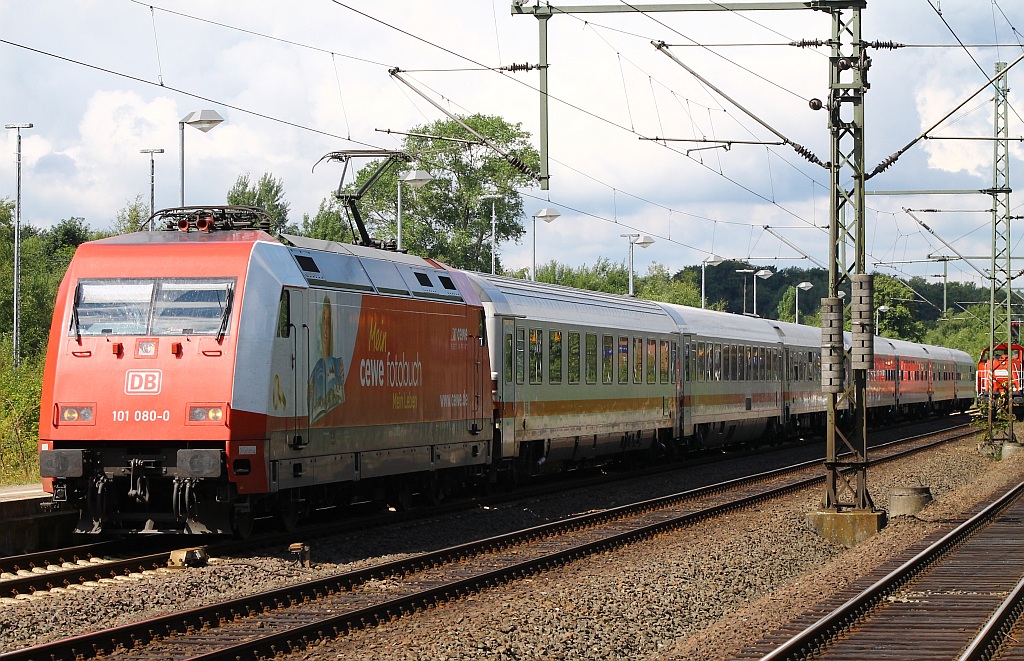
[36,206,977,536]
[977,343,1024,411]
[38,208,492,536]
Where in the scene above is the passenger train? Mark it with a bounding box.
[37,207,976,536]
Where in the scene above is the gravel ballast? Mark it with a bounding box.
[0,423,1016,661]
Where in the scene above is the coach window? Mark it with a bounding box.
[634,337,644,383]
[696,341,705,383]
[603,335,614,385]
[660,340,670,384]
[671,342,678,383]
[647,339,657,384]
[617,336,629,384]
[549,330,563,384]
[713,343,722,382]
[275,290,290,338]
[515,329,525,385]
[505,331,514,383]
[689,342,696,382]
[747,346,755,381]
[586,333,598,384]
[758,347,766,381]
[568,332,581,384]
[529,329,543,384]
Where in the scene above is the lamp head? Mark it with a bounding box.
[797,281,813,291]
[533,207,560,223]
[181,109,224,133]
[703,254,724,267]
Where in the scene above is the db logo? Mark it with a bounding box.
[125,370,162,395]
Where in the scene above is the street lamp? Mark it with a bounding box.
[396,169,432,251]
[753,268,773,317]
[140,148,164,230]
[179,109,224,206]
[622,234,655,296]
[735,268,754,315]
[531,208,560,281]
[796,281,813,324]
[4,122,32,368]
[701,254,724,309]
[481,194,501,274]
[876,304,890,334]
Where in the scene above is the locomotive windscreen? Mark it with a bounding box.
[72,277,236,336]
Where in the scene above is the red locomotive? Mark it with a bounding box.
[977,342,1024,413]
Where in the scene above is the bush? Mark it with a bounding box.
[0,337,43,485]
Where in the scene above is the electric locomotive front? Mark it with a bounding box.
[38,209,281,534]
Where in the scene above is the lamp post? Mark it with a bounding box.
[622,234,655,296]
[140,148,164,230]
[735,268,754,315]
[179,109,224,206]
[481,194,501,274]
[701,254,724,309]
[875,304,890,334]
[531,208,560,281]
[796,281,813,324]
[396,169,432,251]
[4,122,32,368]
[753,268,773,317]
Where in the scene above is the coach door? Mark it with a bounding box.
[271,287,307,459]
[678,333,692,440]
[498,318,520,460]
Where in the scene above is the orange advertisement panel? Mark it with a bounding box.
[298,291,485,430]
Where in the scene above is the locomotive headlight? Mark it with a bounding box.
[59,405,94,425]
[189,406,224,423]
[137,340,157,357]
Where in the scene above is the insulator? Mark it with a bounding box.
[502,62,535,73]
[869,40,903,50]
[821,297,845,394]
[505,154,536,179]
[790,142,828,168]
[791,39,825,48]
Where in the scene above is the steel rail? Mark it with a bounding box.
[957,574,1024,660]
[0,541,113,577]
[1,424,974,661]
[761,477,1024,661]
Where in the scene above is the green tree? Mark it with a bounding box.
[875,274,925,342]
[534,258,629,293]
[636,263,701,306]
[227,172,292,233]
[111,194,149,234]
[342,114,539,271]
[0,338,43,483]
[299,196,356,243]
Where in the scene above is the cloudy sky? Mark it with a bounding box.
[2,1,1023,291]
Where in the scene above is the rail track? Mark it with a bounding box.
[743,470,1024,660]
[0,414,968,603]
[0,423,974,661]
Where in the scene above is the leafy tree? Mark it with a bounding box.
[534,257,628,293]
[42,217,92,257]
[875,274,925,342]
[227,172,292,233]
[0,338,43,483]
[299,196,356,243]
[636,263,701,306]
[340,114,539,271]
[111,194,149,234]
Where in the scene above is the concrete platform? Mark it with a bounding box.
[806,509,887,548]
[0,483,76,554]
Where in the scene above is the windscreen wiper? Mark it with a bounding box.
[70,283,82,343]
[216,286,234,343]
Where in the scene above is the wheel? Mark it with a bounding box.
[232,499,254,540]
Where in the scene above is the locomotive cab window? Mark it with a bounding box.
[276,289,290,338]
[73,277,236,336]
